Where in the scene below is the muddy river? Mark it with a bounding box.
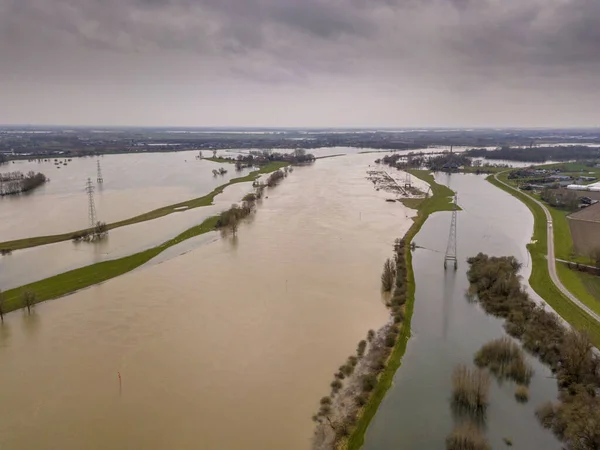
[0,154,414,450]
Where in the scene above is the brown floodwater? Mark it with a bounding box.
[0,180,255,290]
[0,154,414,450]
[0,151,254,241]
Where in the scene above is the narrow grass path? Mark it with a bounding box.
[345,169,455,450]
[488,173,600,347]
[1,164,287,313]
[0,162,287,252]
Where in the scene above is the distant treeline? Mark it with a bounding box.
[0,171,47,195]
[0,154,7,164]
[211,149,316,170]
[465,145,600,162]
[379,152,472,172]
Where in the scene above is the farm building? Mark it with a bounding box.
[567,202,600,257]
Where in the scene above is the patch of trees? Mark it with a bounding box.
[467,253,600,449]
[379,152,472,172]
[72,221,109,243]
[215,201,255,236]
[540,188,579,210]
[0,171,47,195]
[466,145,600,162]
[214,168,288,235]
[216,149,316,170]
[266,169,285,187]
[212,167,228,176]
[0,153,7,164]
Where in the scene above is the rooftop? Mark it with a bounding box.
[568,202,600,222]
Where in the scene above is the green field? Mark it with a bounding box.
[487,173,600,347]
[0,162,287,252]
[345,170,455,450]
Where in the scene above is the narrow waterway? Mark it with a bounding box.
[0,154,414,450]
[362,173,561,449]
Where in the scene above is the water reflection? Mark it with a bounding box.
[363,173,561,450]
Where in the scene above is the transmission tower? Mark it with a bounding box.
[444,194,458,270]
[85,178,97,228]
[96,159,103,184]
[404,171,412,189]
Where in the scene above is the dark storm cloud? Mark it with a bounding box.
[3,0,600,74]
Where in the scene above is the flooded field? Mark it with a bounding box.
[362,173,561,449]
[0,180,254,290]
[0,154,414,450]
[0,151,255,241]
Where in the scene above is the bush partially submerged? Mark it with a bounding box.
[474,337,533,385]
[452,365,490,415]
[446,422,490,450]
[514,385,529,403]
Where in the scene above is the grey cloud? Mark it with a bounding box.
[1,0,600,127]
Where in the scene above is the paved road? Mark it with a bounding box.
[494,172,600,323]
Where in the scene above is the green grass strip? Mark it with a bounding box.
[345,169,455,450]
[0,162,287,252]
[487,174,600,347]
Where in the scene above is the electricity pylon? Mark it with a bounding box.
[96,159,103,184]
[444,194,458,270]
[85,178,97,228]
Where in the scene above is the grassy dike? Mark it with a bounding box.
[1,164,287,313]
[345,170,455,450]
[0,162,288,252]
[487,174,600,347]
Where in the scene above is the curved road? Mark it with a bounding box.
[494,172,600,323]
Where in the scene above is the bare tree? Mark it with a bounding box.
[22,289,36,314]
[381,258,396,292]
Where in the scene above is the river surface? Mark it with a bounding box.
[0,154,415,450]
[363,173,561,449]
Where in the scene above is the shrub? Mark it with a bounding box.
[320,396,331,405]
[385,334,396,347]
[331,379,342,392]
[446,422,490,450]
[452,365,490,414]
[355,394,368,406]
[514,385,529,403]
[340,364,354,377]
[361,374,377,392]
[367,329,375,342]
[474,337,533,385]
[357,340,367,358]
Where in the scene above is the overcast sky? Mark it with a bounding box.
[1,0,599,128]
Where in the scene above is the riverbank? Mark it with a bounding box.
[487,173,600,347]
[334,169,456,450]
[0,162,287,252]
